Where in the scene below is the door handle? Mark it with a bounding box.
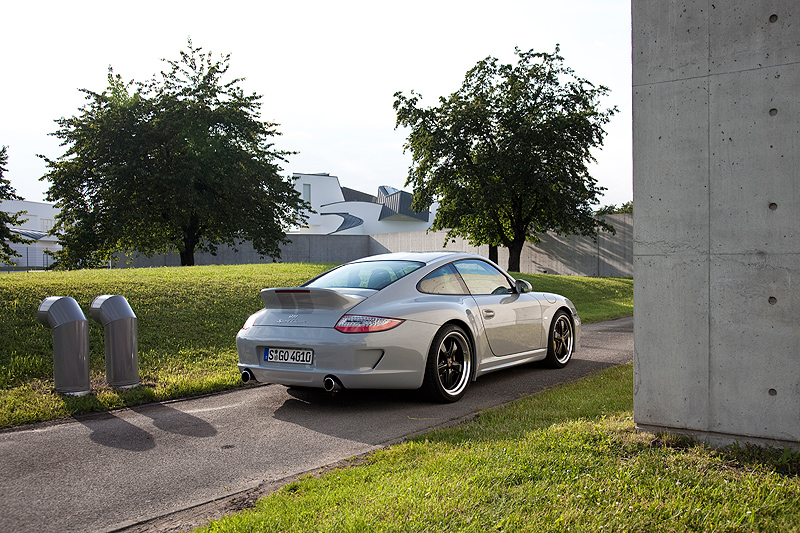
[483,309,495,319]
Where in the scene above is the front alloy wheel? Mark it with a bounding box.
[545,311,574,368]
[422,325,472,403]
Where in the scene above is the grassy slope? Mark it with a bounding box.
[0,265,632,428]
[514,272,633,323]
[0,264,332,427]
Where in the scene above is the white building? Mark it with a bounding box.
[1,175,433,267]
[0,200,61,268]
[290,173,435,235]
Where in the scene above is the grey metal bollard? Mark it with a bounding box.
[91,295,139,388]
[37,297,90,396]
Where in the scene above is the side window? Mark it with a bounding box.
[453,260,513,295]
[418,264,469,295]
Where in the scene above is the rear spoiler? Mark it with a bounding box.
[260,288,365,311]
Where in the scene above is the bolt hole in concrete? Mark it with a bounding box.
[769,202,778,211]
[769,389,778,396]
[769,14,778,23]
[769,108,778,116]
[768,296,777,305]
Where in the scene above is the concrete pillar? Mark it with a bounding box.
[633,0,800,447]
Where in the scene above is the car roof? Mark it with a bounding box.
[351,251,485,266]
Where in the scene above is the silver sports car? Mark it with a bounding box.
[237,251,579,402]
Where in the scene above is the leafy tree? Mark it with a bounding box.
[596,200,632,215]
[0,146,33,264]
[42,41,306,268]
[394,47,616,272]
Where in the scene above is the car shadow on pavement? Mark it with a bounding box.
[268,358,621,446]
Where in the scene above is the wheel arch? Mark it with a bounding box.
[555,304,579,352]
[433,318,478,382]
[556,305,575,326]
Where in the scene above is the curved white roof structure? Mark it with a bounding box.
[290,173,435,235]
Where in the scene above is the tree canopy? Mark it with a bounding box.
[42,41,306,268]
[394,47,616,272]
[0,146,32,264]
[596,201,632,215]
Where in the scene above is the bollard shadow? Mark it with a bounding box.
[80,412,156,452]
[129,402,218,438]
[78,402,217,450]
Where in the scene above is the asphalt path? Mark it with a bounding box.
[0,316,633,533]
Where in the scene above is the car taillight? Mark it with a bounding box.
[241,313,258,331]
[334,315,404,333]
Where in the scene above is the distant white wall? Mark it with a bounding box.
[1,200,58,233]
[291,173,346,233]
[0,200,61,268]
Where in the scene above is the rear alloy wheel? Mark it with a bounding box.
[544,310,574,368]
[422,325,472,403]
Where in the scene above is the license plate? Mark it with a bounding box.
[265,347,314,364]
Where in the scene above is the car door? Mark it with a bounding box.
[453,259,542,356]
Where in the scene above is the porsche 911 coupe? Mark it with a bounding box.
[236,251,579,402]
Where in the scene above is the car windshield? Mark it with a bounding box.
[304,260,424,291]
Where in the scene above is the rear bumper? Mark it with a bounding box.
[236,321,439,389]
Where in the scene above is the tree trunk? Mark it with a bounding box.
[488,245,498,263]
[180,214,200,266]
[179,248,195,266]
[507,240,524,272]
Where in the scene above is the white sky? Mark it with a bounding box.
[1,0,632,207]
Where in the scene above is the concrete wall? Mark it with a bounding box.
[118,234,373,267]
[371,213,632,276]
[633,0,799,448]
[118,214,632,277]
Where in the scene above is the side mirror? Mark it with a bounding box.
[515,279,532,294]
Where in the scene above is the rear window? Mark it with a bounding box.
[304,260,424,291]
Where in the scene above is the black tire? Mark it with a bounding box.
[544,310,574,369]
[422,325,472,403]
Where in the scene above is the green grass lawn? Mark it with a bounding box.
[0,263,332,427]
[195,364,800,533]
[513,272,633,324]
[0,264,632,428]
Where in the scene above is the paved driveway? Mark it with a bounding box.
[0,317,633,533]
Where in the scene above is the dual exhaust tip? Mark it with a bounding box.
[241,369,343,393]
